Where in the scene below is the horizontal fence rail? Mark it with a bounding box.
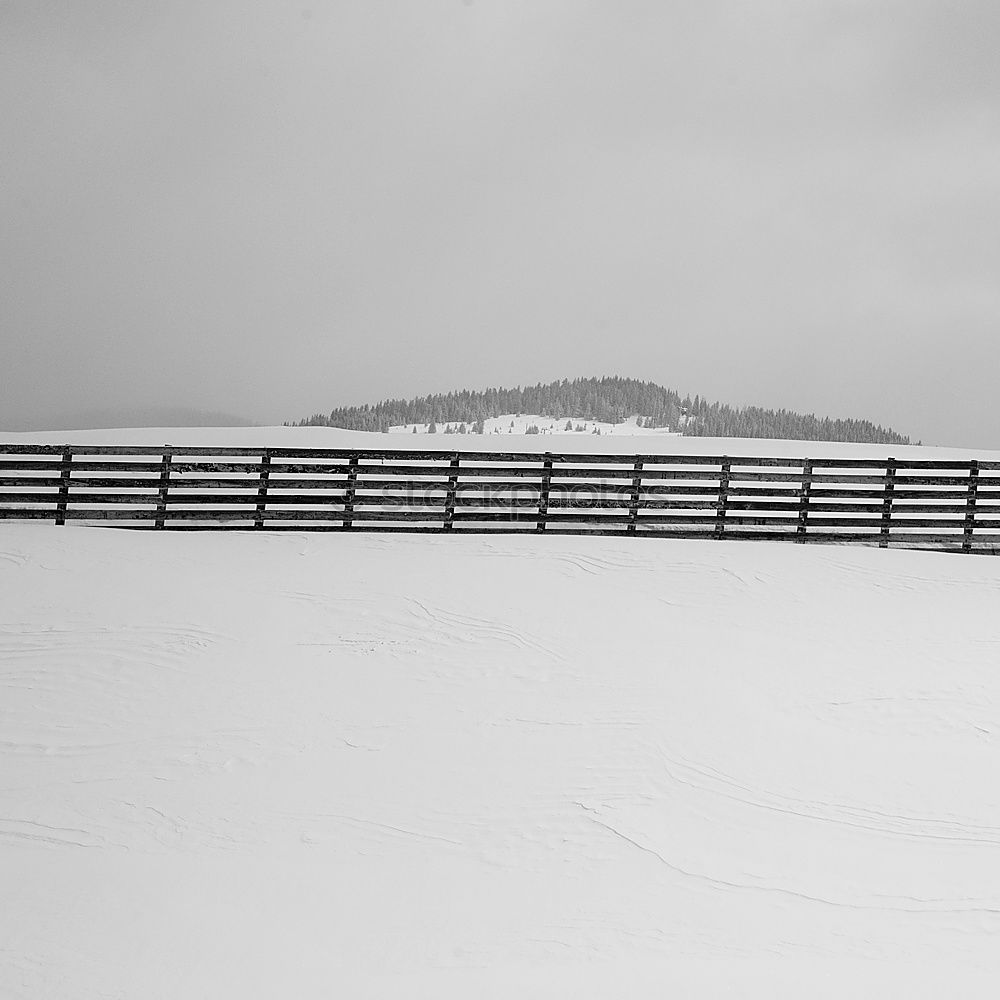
[1,444,998,553]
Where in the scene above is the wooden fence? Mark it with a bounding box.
[1,444,998,553]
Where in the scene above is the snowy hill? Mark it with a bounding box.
[2,427,1000,997]
[295,376,912,445]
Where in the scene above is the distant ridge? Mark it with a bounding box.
[293,376,910,445]
[9,406,256,432]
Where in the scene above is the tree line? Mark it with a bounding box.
[291,376,910,445]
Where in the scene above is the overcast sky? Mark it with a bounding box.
[2,1,998,445]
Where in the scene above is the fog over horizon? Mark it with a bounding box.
[3,2,998,446]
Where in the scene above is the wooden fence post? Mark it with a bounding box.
[627,457,644,533]
[536,454,553,531]
[343,456,359,528]
[255,452,271,529]
[879,457,896,548]
[155,452,172,529]
[443,453,460,531]
[54,449,73,525]
[715,459,731,539]
[963,460,979,553]
[796,459,813,541]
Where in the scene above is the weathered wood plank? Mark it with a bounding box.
[0,503,976,526]
[810,487,969,500]
[809,458,978,470]
[1,457,996,485]
[0,460,166,473]
[1,476,148,489]
[0,460,68,472]
[3,443,999,467]
[0,493,160,505]
[0,508,200,521]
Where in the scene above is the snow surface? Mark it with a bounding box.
[3,428,1000,997]
[390,414,681,436]
[3,423,996,464]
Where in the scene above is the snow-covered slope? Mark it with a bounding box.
[3,480,1000,995]
[2,424,996,463]
[389,414,680,436]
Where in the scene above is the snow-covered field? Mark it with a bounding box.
[390,414,680,436]
[3,422,996,463]
[3,428,1000,997]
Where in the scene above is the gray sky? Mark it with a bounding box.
[2,0,998,445]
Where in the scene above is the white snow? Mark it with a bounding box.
[3,427,1000,997]
[390,414,679,435]
[2,423,994,464]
